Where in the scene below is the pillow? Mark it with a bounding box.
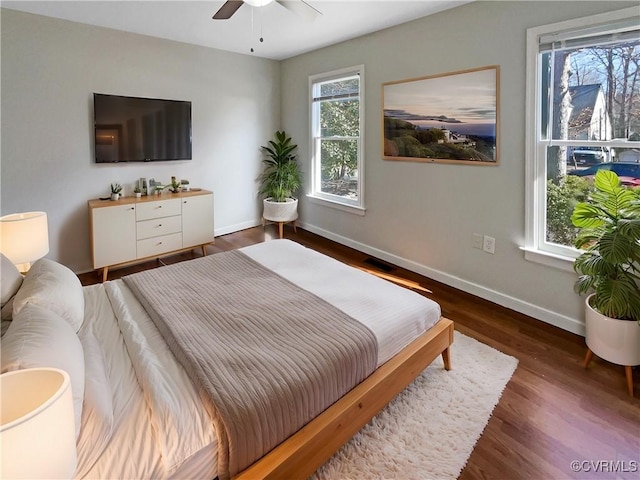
[1,253,23,307]
[75,330,114,477]
[1,299,15,322]
[13,258,84,332]
[1,303,85,438]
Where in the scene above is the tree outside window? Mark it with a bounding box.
[310,66,364,211]
[526,9,640,263]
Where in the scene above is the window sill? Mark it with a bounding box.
[306,195,366,216]
[520,246,576,273]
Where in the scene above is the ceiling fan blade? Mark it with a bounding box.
[212,0,244,20]
[277,0,322,22]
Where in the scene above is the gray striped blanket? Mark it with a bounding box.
[123,250,377,480]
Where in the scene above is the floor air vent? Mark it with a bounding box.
[363,257,395,273]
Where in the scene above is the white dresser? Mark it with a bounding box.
[89,190,214,281]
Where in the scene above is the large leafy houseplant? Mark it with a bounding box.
[258,131,302,203]
[571,170,640,322]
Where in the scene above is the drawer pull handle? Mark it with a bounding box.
[158,224,162,227]
[158,242,163,245]
[130,207,134,210]
[158,206,162,208]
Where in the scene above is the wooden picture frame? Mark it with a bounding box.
[382,65,499,165]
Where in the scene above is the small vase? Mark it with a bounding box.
[135,192,142,198]
[111,193,120,201]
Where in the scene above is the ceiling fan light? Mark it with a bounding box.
[244,0,274,7]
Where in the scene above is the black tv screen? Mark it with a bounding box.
[94,93,192,163]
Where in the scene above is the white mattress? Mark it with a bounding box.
[75,239,441,478]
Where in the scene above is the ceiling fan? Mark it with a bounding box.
[212,0,321,22]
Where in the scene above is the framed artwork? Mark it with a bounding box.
[382,65,499,165]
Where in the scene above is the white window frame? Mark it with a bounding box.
[524,7,640,272]
[308,65,366,215]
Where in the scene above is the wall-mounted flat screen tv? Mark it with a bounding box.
[94,93,192,163]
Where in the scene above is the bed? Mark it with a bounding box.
[0,239,454,479]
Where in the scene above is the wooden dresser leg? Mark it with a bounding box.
[583,348,594,368]
[102,267,109,283]
[625,366,634,397]
[278,222,284,239]
[201,245,207,257]
[292,220,297,233]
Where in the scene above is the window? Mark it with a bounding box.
[309,65,365,214]
[525,8,640,270]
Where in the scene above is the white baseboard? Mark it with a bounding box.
[215,220,262,237]
[299,222,586,337]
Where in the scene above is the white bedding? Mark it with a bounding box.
[75,239,441,479]
[78,283,217,479]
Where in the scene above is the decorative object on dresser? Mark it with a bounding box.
[0,211,49,273]
[89,190,214,282]
[138,177,149,196]
[571,170,640,396]
[0,368,77,479]
[110,183,122,201]
[169,176,182,193]
[133,184,142,198]
[259,130,302,239]
[148,178,165,195]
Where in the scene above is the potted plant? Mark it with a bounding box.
[169,176,182,194]
[571,169,640,394]
[258,131,302,237]
[110,183,123,201]
[133,184,142,198]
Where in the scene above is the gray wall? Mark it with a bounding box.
[1,9,279,272]
[281,1,636,334]
[2,3,634,334]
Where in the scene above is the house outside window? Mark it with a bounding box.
[524,8,640,270]
[309,65,365,214]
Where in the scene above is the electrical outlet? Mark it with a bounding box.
[472,233,483,249]
[483,235,496,254]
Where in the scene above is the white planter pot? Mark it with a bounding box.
[585,294,640,366]
[263,198,298,222]
[110,193,120,201]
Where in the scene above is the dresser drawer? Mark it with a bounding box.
[136,232,183,259]
[136,215,182,240]
[136,198,181,221]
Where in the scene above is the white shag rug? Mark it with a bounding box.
[311,331,518,480]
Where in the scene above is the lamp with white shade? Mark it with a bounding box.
[0,212,49,273]
[0,368,77,479]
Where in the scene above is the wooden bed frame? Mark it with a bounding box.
[234,316,454,480]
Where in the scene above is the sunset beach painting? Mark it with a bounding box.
[383,66,499,165]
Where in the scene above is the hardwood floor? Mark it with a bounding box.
[79,225,640,480]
